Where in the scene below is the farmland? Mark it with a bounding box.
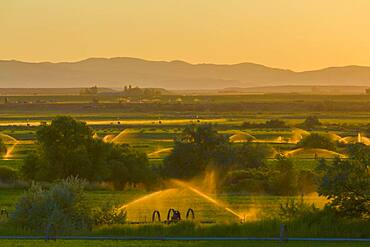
[0,93,369,243]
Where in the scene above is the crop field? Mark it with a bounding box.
[0,93,369,241]
[0,121,357,170]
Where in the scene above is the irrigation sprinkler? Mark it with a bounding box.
[166,208,181,223]
[166,208,175,221]
[152,210,161,222]
[0,209,8,218]
[186,208,195,220]
[150,208,195,224]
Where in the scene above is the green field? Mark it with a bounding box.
[0,93,369,240]
[1,240,369,247]
[0,188,327,223]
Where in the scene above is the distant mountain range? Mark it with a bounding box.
[1,57,370,89]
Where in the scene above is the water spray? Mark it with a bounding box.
[0,133,19,160]
[171,179,243,220]
[117,190,166,211]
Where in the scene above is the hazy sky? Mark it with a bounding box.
[1,0,370,71]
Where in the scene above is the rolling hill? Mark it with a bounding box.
[1,57,370,89]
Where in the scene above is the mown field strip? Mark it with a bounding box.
[0,236,369,242]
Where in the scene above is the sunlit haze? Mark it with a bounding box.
[1,0,370,71]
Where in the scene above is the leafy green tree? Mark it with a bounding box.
[302,116,321,129]
[268,156,299,195]
[318,155,369,218]
[222,168,268,193]
[21,152,47,181]
[22,116,154,190]
[298,133,336,151]
[108,145,153,190]
[163,125,230,178]
[234,143,274,169]
[264,119,288,128]
[347,143,370,164]
[32,116,97,180]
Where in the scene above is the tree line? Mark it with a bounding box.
[9,116,368,219]
[21,116,154,190]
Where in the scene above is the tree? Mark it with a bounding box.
[302,116,321,129]
[264,119,288,128]
[298,133,336,151]
[347,143,370,164]
[163,125,230,179]
[222,168,268,193]
[22,116,154,190]
[108,145,153,190]
[234,143,273,169]
[241,119,288,129]
[318,155,369,218]
[25,116,98,181]
[268,156,299,195]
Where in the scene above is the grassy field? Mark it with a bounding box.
[1,240,369,247]
[0,188,328,223]
[0,93,369,241]
[0,108,366,222]
[0,121,364,165]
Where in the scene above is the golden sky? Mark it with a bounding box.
[1,0,370,71]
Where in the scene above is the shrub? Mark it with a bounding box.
[11,177,93,233]
[93,204,127,225]
[279,197,319,222]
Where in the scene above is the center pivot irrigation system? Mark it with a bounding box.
[151,208,195,224]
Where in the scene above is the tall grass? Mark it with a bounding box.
[93,218,370,238]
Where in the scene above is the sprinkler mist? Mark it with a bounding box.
[4,143,18,159]
[117,190,167,211]
[0,133,19,160]
[171,179,243,220]
[115,178,244,222]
